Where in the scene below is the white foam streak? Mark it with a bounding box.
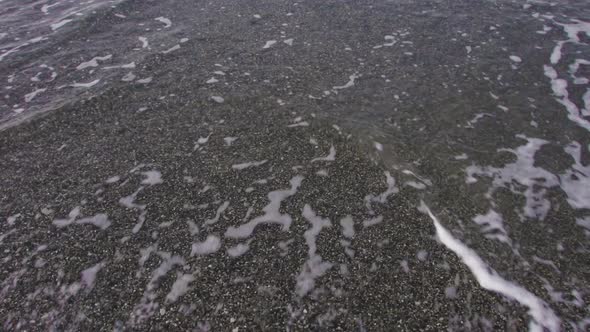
[227,242,251,257]
[137,77,152,84]
[224,137,238,146]
[155,17,172,28]
[232,160,268,170]
[543,19,590,132]
[205,201,229,225]
[225,176,303,238]
[162,45,180,54]
[165,273,194,303]
[543,64,590,132]
[129,254,184,326]
[560,142,590,210]
[51,19,73,31]
[138,37,149,48]
[141,170,163,185]
[296,205,332,297]
[365,171,399,210]
[119,187,148,233]
[53,209,111,230]
[576,216,590,230]
[557,20,590,43]
[466,136,558,220]
[333,74,358,90]
[81,262,104,290]
[211,96,224,103]
[288,121,309,127]
[340,216,355,238]
[76,214,111,229]
[191,235,221,255]
[70,79,100,88]
[311,145,336,162]
[421,203,560,332]
[582,89,590,116]
[473,210,510,244]
[76,55,112,70]
[550,41,564,64]
[41,3,58,14]
[263,40,277,49]
[122,72,136,82]
[24,88,46,102]
[362,215,383,228]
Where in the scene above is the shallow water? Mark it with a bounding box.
[1,0,590,330]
